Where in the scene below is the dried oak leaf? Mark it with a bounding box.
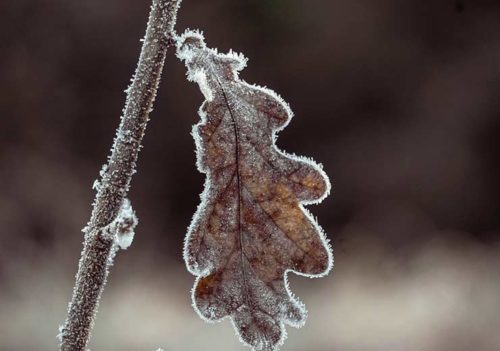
[176,30,333,351]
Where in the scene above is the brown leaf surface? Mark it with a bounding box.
[176,30,333,351]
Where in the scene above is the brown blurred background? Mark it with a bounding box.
[1,0,500,350]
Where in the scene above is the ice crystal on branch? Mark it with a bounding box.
[176,30,333,351]
[110,198,138,250]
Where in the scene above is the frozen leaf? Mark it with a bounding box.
[176,30,333,351]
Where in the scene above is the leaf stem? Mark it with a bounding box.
[60,1,182,350]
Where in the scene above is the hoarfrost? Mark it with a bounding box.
[104,198,138,250]
[190,69,214,102]
[56,324,64,343]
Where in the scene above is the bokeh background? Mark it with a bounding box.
[1,0,500,350]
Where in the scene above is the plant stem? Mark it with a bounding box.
[60,1,182,350]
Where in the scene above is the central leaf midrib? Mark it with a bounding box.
[212,74,253,309]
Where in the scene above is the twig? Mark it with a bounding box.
[59,1,182,350]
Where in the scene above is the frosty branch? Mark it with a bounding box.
[59,1,182,350]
